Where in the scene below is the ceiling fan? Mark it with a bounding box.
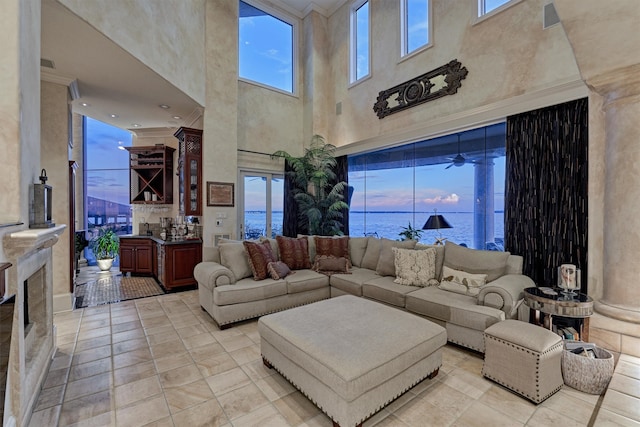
[445,135,466,169]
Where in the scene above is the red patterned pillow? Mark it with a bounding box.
[267,261,292,280]
[276,236,311,270]
[313,236,351,269]
[243,240,276,280]
[314,255,351,276]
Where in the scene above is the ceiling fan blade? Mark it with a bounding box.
[445,163,453,169]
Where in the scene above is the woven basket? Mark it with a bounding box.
[561,341,614,394]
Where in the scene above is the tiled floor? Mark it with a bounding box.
[27,288,637,427]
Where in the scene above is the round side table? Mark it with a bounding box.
[523,287,594,341]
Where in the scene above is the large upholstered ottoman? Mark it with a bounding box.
[482,319,564,403]
[258,295,447,427]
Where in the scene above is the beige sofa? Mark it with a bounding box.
[195,237,534,352]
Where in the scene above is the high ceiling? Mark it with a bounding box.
[40,0,345,135]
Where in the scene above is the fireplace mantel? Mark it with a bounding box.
[3,225,66,259]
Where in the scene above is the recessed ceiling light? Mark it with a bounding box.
[110,114,119,118]
[172,116,182,120]
[80,102,90,107]
[132,123,141,128]
[159,104,171,109]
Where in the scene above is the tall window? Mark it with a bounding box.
[348,124,506,250]
[401,0,430,57]
[239,171,284,239]
[239,0,294,94]
[84,117,132,263]
[350,0,370,83]
[478,0,514,16]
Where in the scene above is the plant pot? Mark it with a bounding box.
[97,258,114,271]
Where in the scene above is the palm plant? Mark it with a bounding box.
[272,135,349,236]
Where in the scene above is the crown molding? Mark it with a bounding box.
[40,68,75,86]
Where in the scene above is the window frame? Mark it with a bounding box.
[476,0,523,23]
[400,0,432,59]
[349,0,371,85]
[238,0,298,96]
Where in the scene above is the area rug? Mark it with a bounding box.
[74,275,165,309]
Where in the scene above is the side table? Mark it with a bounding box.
[523,287,594,341]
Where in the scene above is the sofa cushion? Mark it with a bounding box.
[244,240,276,280]
[284,269,330,294]
[393,247,438,287]
[219,242,252,281]
[362,276,421,308]
[277,236,312,270]
[314,255,350,275]
[348,237,369,268]
[360,237,382,270]
[405,286,505,330]
[330,267,379,296]
[267,261,292,280]
[444,241,510,282]
[438,265,487,296]
[213,278,288,305]
[313,236,351,268]
[376,239,417,277]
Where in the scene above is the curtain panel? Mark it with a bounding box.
[282,160,301,237]
[336,155,350,235]
[505,98,588,292]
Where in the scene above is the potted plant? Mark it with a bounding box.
[398,222,423,241]
[90,228,120,271]
[272,135,349,236]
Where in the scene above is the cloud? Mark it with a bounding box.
[422,193,460,204]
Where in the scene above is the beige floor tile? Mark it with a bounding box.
[170,313,201,329]
[526,406,585,427]
[181,331,217,349]
[111,312,140,325]
[49,353,73,371]
[111,319,143,334]
[240,358,275,382]
[68,357,112,382]
[216,382,271,420]
[112,327,146,343]
[114,375,163,409]
[28,405,61,427]
[74,335,112,353]
[217,334,255,353]
[232,403,291,427]
[43,366,70,389]
[113,360,157,386]
[478,384,537,424]
[609,373,640,398]
[440,365,492,399]
[159,363,203,388]
[254,372,296,401]
[617,358,640,380]
[164,378,215,413]
[72,344,112,366]
[79,317,110,331]
[206,366,252,396]
[601,389,640,421]
[171,399,229,427]
[146,328,180,346]
[64,372,112,402]
[175,323,214,339]
[594,408,640,426]
[272,391,322,425]
[113,347,154,370]
[112,337,149,355]
[421,381,475,416]
[116,394,171,426]
[189,342,226,362]
[141,315,173,330]
[138,417,173,427]
[33,384,65,412]
[541,388,597,425]
[453,400,524,427]
[65,411,115,427]
[392,392,459,427]
[196,352,238,377]
[298,412,334,427]
[58,389,113,425]
[77,325,111,341]
[56,331,80,346]
[229,343,262,366]
[154,351,194,373]
[150,338,188,359]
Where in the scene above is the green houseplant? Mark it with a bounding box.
[272,135,349,236]
[398,222,423,241]
[90,228,120,271]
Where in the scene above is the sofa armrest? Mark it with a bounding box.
[194,262,235,287]
[477,274,535,318]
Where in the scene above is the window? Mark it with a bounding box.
[401,0,430,57]
[239,171,284,239]
[348,123,506,250]
[84,117,133,264]
[478,0,515,16]
[350,0,370,83]
[239,1,294,93]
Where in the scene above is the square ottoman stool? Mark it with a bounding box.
[259,295,447,427]
[482,319,564,404]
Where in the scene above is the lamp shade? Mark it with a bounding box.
[422,214,453,230]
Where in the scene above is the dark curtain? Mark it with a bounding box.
[282,160,302,237]
[505,98,588,292]
[336,155,350,235]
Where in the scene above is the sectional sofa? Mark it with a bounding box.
[194,236,534,352]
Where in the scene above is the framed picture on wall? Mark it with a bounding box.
[207,181,234,207]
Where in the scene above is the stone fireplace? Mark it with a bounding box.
[2,225,66,427]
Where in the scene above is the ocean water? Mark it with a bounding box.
[244,211,504,250]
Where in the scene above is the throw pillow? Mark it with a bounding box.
[443,241,509,282]
[393,247,438,286]
[313,236,351,269]
[276,236,312,270]
[438,265,488,296]
[376,238,417,276]
[218,242,252,281]
[360,237,382,270]
[259,237,280,260]
[243,240,276,280]
[415,243,445,280]
[314,255,350,276]
[267,261,292,280]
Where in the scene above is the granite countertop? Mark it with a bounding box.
[119,235,202,245]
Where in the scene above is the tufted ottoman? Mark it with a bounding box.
[259,295,447,427]
[482,319,564,403]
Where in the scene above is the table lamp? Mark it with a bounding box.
[422,209,452,245]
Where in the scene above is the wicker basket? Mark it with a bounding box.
[562,341,614,394]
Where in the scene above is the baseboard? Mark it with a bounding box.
[53,292,73,313]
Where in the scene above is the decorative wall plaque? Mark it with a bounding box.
[373,59,468,119]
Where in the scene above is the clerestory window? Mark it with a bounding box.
[350,0,370,84]
[478,0,518,17]
[401,0,431,57]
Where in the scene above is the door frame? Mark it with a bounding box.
[237,169,284,239]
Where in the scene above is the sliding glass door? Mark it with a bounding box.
[238,171,284,239]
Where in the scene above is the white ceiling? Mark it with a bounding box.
[40,0,344,135]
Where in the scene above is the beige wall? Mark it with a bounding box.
[58,0,206,106]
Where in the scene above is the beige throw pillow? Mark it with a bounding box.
[376,238,417,276]
[393,247,438,287]
[438,265,488,296]
[219,242,252,282]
